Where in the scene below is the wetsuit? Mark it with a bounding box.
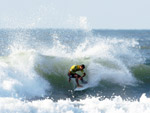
[68,65,85,78]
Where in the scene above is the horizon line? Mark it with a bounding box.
[0,28,150,31]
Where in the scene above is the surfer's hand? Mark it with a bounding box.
[68,72,71,76]
[78,77,82,80]
[82,73,86,77]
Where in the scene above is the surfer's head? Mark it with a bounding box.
[80,64,85,70]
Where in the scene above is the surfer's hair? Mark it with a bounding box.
[81,64,85,69]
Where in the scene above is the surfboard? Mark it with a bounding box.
[74,83,89,91]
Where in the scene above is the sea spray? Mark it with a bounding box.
[0,50,50,98]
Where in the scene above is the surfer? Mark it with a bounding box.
[68,64,87,87]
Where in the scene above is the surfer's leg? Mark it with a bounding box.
[80,78,87,84]
[76,74,87,84]
[75,77,80,87]
[80,77,84,82]
[74,74,82,87]
[77,74,87,84]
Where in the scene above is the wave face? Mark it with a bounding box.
[0,29,150,112]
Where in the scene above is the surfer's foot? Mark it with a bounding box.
[77,85,82,87]
[81,80,87,84]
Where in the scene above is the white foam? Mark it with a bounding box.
[73,38,141,87]
[0,50,51,98]
[0,94,150,113]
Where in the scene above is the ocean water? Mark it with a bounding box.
[0,29,150,113]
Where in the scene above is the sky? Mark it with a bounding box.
[0,0,150,29]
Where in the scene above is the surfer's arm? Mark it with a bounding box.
[83,72,86,77]
[69,78,71,82]
[81,70,86,77]
[68,72,71,82]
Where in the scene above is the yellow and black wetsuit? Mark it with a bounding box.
[69,65,85,78]
[68,65,87,84]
